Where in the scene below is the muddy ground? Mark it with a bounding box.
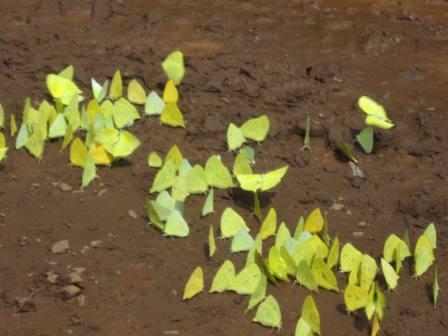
[0,0,447,335]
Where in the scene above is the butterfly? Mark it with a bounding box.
[304,208,324,234]
[259,208,277,240]
[344,284,369,312]
[220,207,250,238]
[208,225,216,257]
[160,102,185,128]
[202,188,214,217]
[183,266,203,300]
[381,258,399,290]
[147,151,163,168]
[164,210,189,237]
[48,114,68,139]
[414,235,435,277]
[70,138,88,168]
[81,153,97,188]
[233,152,253,176]
[312,258,339,292]
[268,246,288,281]
[231,229,254,253]
[246,274,267,312]
[0,102,4,129]
[253,295,282,329]
[296,260,318,292]
[240,115,270,142]
[112,98,140,129]
[356,126,374,154]
[150,159,177,193]
[300,295,320,335]
[58,65,74,80]
[210,260,235,293]
[236,165,288,192]
[109,70,123,100]
[229,263,262,295]
[359,254,377,290]
[162,50,185,86]
[358,96,394,129]
[91,78,109,103]
[0,132,8,161]
[145,91,165,116]
[46,74,82,105]
[205,155,234,189]
[127,79,146,105]
[227,123,246,151]
[340,243,363,273]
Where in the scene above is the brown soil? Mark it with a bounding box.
[1,1,447,335]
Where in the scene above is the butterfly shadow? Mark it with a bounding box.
[424,283,434,304]
[112,159,134,168]
[336,305,369,332]
[228,188,276,213]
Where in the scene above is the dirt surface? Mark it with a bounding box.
[1,0,448,335]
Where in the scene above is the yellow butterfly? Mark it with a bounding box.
[163,80,179,103]
[183,266,204,300]
[358,96,394,129]
[0,132,8,161]
[162,50,185,86]
[304,208,324,234]
[127,79,146,105]
[236,165,288,192]
[109,70,123,100]
[46,74,82,105]
[160,102,185,128]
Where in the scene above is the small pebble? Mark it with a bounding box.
[330,203,344,211]
[349,162,365,178]
[15,297,36,313]
[97,189,108,197]
[59,182,73,192]
[51,240,70,254]
[77,295,86,307]
[352,231,364,237]
[128,210,138,219]
[80,246,90,255]
[358,221,367,227]
[67,272,83,285]
[47,273,59,284]
[72,267,86,274]
[61,285,82,299]
[90,240,103,248]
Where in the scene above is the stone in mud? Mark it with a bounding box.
[59,182,73,192]
[51,240,70,254]
[61,285,82,299]
[128,210,138,219]
[47,272,59,284]
[67,272,83,285]
[15,297,36,313]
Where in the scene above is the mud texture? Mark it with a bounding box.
[0,1,448,335]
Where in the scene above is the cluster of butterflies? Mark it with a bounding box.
[0,50,186,188]
[182,206,439,336]
[145,114,289,237]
